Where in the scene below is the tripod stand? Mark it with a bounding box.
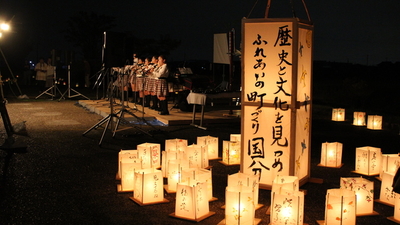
[82,69,157,146]
[58,65,90,101]
[35,67,63,100]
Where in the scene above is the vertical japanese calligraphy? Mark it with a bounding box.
[241,18,313,187]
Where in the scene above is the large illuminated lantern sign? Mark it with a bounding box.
[241,18,313,188]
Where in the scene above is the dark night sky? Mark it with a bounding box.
[0,0,399,66]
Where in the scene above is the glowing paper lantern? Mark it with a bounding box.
[130,168,168,205]
[116,149,138,180]
[340,177,377,215]
[271,188,304,225]
[379,154,400,179]
[197,135,219,160]
[181,167,216,201]
[230,134,241,141]
[187,144,209,168]
[354,146,382,176]
[221,140,241,165]
[241,18,313,187]
[319,142,343,168]
[227,172,262,209]
[221,185,259,225]
[137,143,161,168]
[332,108,345,121]
[166,159,190,193]
[353,111,366,126]
[367,115,382,130]
[165,138,188,152]
[388,194,400,223]
[161,150,186,177]
[377,172,397,206]
[319,189,356,225]
[170,180,215,222]
[118,150,142,192]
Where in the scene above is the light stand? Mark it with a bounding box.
[35,66,63,100]
[58,65,90,101]
[82,70,157,146]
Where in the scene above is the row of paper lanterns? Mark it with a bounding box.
[332,108,382,130]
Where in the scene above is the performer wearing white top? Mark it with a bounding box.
[153,55,169,115]
[34,58,47,91]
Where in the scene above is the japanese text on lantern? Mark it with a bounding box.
[243,23,292,185]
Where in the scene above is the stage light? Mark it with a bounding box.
[1,23,10,31]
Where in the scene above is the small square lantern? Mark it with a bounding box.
[340,177,377,215]
[165,138,188,152]
[271,188,304,225]
[220,185,259,225]
[269,175,300,215]
[117,149,138,180]
[170,180,215,222]
[354,146,382,176]
[119,158,142,192]
[388,194,400,223]
[380,154,400,179]
[230,134,241,141]
[187,144,209,168]
[319,188,356,225]
[197,135,219,160]
[353,112,366,126]
[378,172,397,206]
[221,140,241,165]
[367,115,382,130]
[181,167,216,201]
[137,143,161,169]
[319,142,343,168]
[161,150,186,178]
[166,159,190,193]
[227,172,262,209]
[332,108,345,121]
[130,168,168,205]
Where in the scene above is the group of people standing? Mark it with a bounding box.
[34,57,55,92]
[115,54,170,115]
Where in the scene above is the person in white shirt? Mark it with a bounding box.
[153,55,169,115]
[34,57,47,92]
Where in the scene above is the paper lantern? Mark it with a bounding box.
[354,146,382,176]
[166,159,190,193]
[165,138,188,152]
[320,188,356,225]
[181,167,216,201]
[227,172,262,209]
[388,194,400,223]
[116,149,138,180]
[137,143,161,168]
[319,142,343,168]
[221,140,241,165]
[118,150,142,192]
[187,144,209,168]
[340,177,377,215]
[353,112,366,126]
[197,135,219,160]
[161,150,186,177]
[332,108,345,121]
[230,134,241,141]
[269,175,300,215]
[221,185,258,225]
[130,168,168,205]
[379,154,400,179]
[367,115,382,130]
[271,188,304,225]
[170,179,215,222]
[377,172,397,206]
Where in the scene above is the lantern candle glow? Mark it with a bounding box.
[317,188,356,225]
[332,108,345,121]
[197,135,219,160]
[130,168,169,205]
[319,142,343,168]
[367,115,382,130]
[340,177,377,216]
[353,146,382,176]
[353,112,366,126]
[220,140,241,165]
